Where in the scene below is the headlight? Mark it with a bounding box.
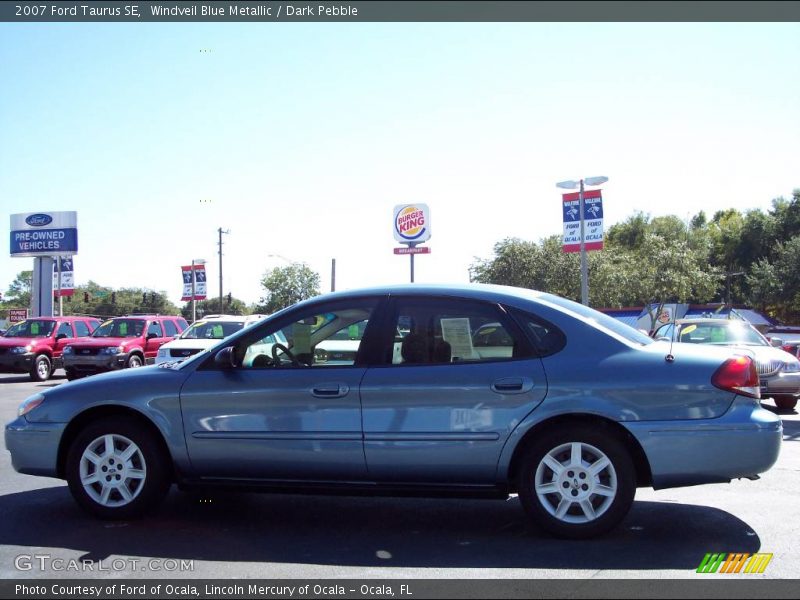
[62,346,73,355]
[10,346,31,354]
[100,346,122,355]
[18,393,45,417]
[783,359,800,373]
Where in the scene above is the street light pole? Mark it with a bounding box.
[191,258,206,322]
[578,179,588,306]
[556,175,608,306]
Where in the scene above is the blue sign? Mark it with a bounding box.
[10,228,78,256]
[10,211,78,257]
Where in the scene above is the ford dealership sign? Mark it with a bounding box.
[10,211,78,257]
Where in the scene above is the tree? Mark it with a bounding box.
[180,296,250,321]
[2,271,33,308]
[256,263,321,314]
[63,282,180,318]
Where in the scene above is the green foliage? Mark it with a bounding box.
[1,271,33,309]
[256,263,321,314]
[62,282,180,318]
[181,296,250,320]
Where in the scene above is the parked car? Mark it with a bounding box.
[654,318,800,410]
[0,316,101,381]
[765,325,800,359]
[62,315,188,379]
[6,284,781,539]
[154,314,267,365]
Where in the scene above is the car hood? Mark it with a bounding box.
[0,336,48,347]
[25,365,191,423]
[160,338,221,351]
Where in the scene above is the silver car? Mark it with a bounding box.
[6,285,782,539]
[654,318,800,410]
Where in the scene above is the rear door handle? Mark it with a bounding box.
[311,383,350,398]
[491,377,534,394]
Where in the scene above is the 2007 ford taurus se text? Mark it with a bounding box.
[5,284,782,538]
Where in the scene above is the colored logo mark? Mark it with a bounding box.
[696,553,773,574]
[395,206,427,241]
[25,214,53,227]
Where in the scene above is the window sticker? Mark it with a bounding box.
[680,324,697,339]
[119,322,128,336]
[440,318,476,361]
[212,325,224,338]
[348,324,360,340]
[710,327,726,343]
[31,323,40,335]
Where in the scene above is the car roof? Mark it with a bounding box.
[306,283,546,304]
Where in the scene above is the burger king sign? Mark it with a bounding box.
[393,204,431,244]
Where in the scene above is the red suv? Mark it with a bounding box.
[62,314,188,379]
[0,316,101,381]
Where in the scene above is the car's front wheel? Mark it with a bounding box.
[518,426,636,539]
[126,354,143,369]
[773,395,798,411]
[65,417,170,519]
[30,354,52,382]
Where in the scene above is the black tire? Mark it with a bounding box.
[126,354,143,369]
[65,368,78,381]
[30,354,52,382]
[65,416,171,519]
[773,396,798,411]
[517,425,636,539]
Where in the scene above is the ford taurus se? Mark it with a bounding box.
[5,284,782,538]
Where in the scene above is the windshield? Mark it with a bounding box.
[180,320,244,340]
[540,294,653,346]
[676,321,767,346]
[4,320,56,338]
[91,319,145,338]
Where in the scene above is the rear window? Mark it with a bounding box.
[539,295,652,346]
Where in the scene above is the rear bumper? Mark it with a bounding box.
[5,417,65,478]
[624,397,782,490]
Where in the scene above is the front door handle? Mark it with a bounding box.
[311,383,350,398]
[491,377,534,394]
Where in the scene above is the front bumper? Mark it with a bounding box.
[762,371,800,398]
[624,397,782,490]
[63,352,128,374]
[5,417,66,478]
[0,353,34,373]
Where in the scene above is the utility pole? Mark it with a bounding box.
[218,227,230,313]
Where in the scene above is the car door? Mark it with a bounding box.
[179,297,381,481]
[53,321,75,359]
[144,321,166,360]
[359,296,548,485]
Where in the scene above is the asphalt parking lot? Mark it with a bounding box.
[1,372,798,581]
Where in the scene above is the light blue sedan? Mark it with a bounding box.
[5,284,782,538]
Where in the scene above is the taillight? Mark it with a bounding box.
[782,344,797,356]
[712,355,760,399]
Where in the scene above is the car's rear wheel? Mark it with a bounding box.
[30,354,51,382]
[773,395,798,411]
[65,417,170,519]
[518,426,635,539]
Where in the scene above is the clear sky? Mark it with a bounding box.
[1,21,799,307]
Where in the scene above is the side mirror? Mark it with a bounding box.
[769,337,784,348]
[214,346,239,369]
[147,332,159,340]
[56,333,69,340]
